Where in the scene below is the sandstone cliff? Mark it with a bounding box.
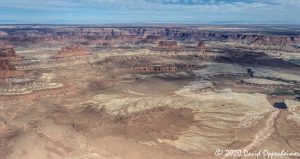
[51,45,91,59]
[0,60,24,78]
[158,41,177,48]
[0,46,21,60]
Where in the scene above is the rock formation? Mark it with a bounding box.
[197,41,206,50]
[51,45,91,59]
[131,65,177,73]
[170,52,219,60]
[0,45,21,61]
[3,26,299,50]
[0,80,64,95]
[239,78,294,89]
[0,59,24,78]
[247,68,254,77]
[158,41,178,49]
[250,36,299,47]
[0,60,15,71]
[146,35,160,40]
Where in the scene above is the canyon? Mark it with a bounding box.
[0,24,299,159]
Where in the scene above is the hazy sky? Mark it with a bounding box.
[0,0,299,24]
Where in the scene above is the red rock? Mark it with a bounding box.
[0,60,16,71]
[0,47,17,57]
[0,60,24,78]
[0,45,21,61]
[52,45,91,59]
[158,41,178,49]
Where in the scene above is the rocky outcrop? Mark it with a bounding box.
[168,52,220,60]
[0,81,64,95]
[0,47,16,57]
[0,60,24,78]
[158,41,178,49]
[0,73,65,96]
[3,26,299,50]
[131,65,177,73]
[197,41,206,50]
[0,60,15,71]
[239,78,294,89]
[51,45,91,59]
[146,35,160,40]
[163,30,299,46]
[130,63,198,74]
[0,46,21,61]
[250,36,299,47]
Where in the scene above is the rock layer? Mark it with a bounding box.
[197,41,206,50]
[0,46,21,61]
[51,45,91,59]
[158,41,178,49]
[0,60,24,78]
[131,65,177,73]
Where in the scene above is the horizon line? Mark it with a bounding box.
[1,22,300,26]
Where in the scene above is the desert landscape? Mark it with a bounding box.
[0,24,300,159]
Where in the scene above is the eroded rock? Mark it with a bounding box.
[51,45,91,59]
[0,60,24,78]
[158,41,178,50]
[0,45,21,61]
[196,41,206,50]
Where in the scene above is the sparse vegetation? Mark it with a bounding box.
[1,24,300,159]
[271,88,294,95]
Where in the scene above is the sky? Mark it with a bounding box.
[0,0,299,24]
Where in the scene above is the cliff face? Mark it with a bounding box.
[0,45,22,61]
[52,45,91,59]
[158,41,178,49]
[154,29,300,47]
[0,59,24,78]
[146,35,160,41]
[197,42,206,50]
[2,27,299,49]
[162,30,299,48]
[58,45,87,54]
[250,36,299,46]
[131,65,177,73]
[0,59,16,71]
[0,47,17,57]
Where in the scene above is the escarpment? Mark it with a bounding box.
[0,60,24,78]
[0,45,22,61]
[51,45,91,59]
[158,41,178,49]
